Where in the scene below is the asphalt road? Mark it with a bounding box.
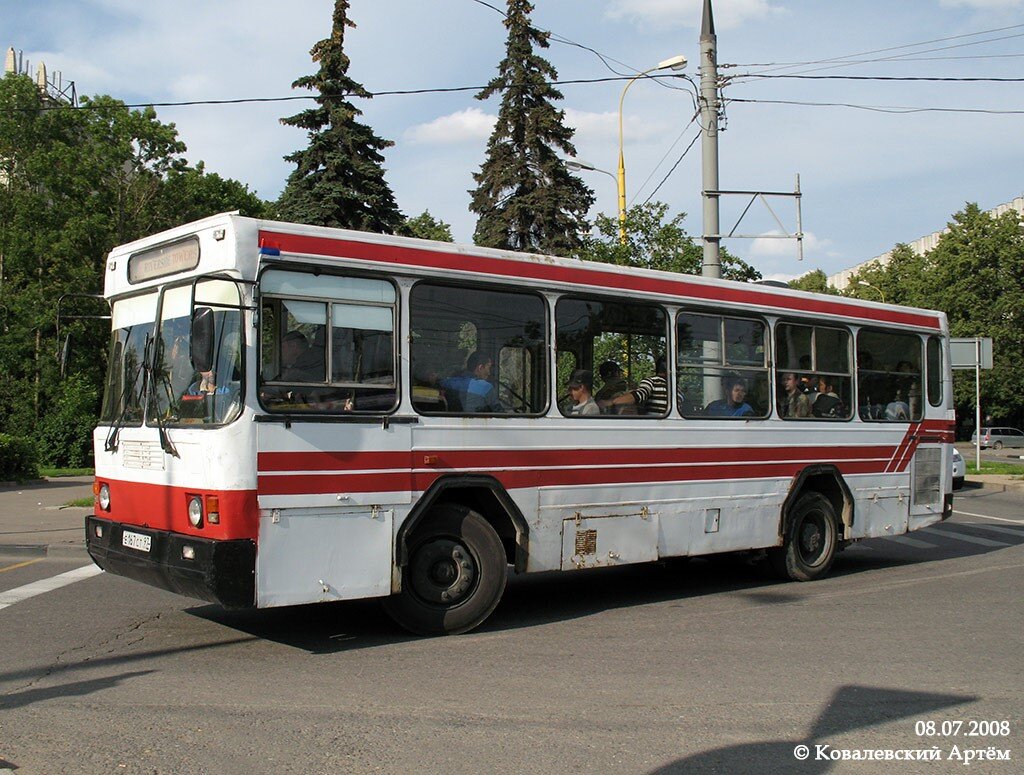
[1,487,1021,774]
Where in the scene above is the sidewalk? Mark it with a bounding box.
[0,476,93,558]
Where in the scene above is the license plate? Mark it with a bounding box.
[122,530,152,553]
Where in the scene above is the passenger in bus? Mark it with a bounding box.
[567,369,600,416]
[600,356,668,415]
[442,350,504,413]
[704,377,754,417]
[781,372,812,418]
[885,391,911,421]
[812,375,845,418]
[594,361,629,404]
[277,330,323,382]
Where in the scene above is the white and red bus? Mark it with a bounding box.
[86,213,955,635]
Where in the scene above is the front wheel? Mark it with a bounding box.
[768,492,839,581]
[383,504,507,636]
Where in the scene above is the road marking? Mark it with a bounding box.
[923,526,1010,548]
[967,523,1024,538]
[953,510,1022,524]
[0,558,43,574]
[0,564,103,611]
[886,535,937,549]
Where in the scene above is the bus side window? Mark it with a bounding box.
[857,330,923,422]
[410,282,547,416]
[776,322,852,421]
[678,312,769,419]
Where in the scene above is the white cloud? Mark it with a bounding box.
[940,0,1023,8]
[404,108,496,145]
[605,0,785,31]
[750,230,832,258]
[564,108,673,143]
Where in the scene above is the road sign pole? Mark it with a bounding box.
[975,338,982,470]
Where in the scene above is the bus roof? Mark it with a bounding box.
[106,213,946,332]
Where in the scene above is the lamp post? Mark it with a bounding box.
[617,54,687,244]
[857,280,886,303]
[566,159,617,191]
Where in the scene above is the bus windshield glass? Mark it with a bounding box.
[100,294,157,425]
[152,279,243,426]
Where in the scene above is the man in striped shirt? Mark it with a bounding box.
[600,356,669,416]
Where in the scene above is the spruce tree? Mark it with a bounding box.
[278,0,403,232]
[470,0,594,256]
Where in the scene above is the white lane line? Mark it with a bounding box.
[923,527,1010,548]
[966,523,1024,538]
[0,564,103,611]
[952,510,1023,524]
[886,535,938,549]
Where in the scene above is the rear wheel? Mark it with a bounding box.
[383,504,507,636]
[769,492,838,581]
[993,440,1004,450]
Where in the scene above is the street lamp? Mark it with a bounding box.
[566,159,617,197]
[617,54,688,244]
[857,280,886,303]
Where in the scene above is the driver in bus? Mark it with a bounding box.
[442,350,504,413]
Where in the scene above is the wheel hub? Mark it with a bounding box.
[409,538,477,605]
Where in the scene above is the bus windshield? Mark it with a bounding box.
[151,280,243,426]
[99,294,156,426]
[99,281,244,428]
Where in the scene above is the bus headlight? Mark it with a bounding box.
[98,483,111,512]
[187,496,203,527]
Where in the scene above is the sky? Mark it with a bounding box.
[5,0,1024,281]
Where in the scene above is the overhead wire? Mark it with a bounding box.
[728,22,1024,76]
[726,97,1024,115]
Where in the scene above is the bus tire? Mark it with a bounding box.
[383,504,507,636]
[769,491,838,582]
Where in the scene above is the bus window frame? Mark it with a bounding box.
[410,277,551,418]
[150,274,248,429]
[555,292,671,419]
[773,318,855,422]
[256,265,401,416]
[676,306,771,420]
[855,327,925,424]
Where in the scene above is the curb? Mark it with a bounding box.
[1,543,89,559]
[964,479,1024,494]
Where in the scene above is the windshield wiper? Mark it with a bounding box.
[104,335,150,453]
[148,362,179,458]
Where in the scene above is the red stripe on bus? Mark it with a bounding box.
[257,230,942,330]
[258,445,896,473]
[256,459,890,496]
[96,478,259,540]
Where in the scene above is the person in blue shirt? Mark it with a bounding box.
[442,351,504,413]
[704,377,755,417]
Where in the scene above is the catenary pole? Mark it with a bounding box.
[700,0,721,279]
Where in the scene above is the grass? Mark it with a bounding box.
[40,467,94,478]
[966,461,1024,477]
[63,496,95,508]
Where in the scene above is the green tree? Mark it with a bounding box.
[157,162,271,226]
[278,0,403,232]
[580,202,761,282]
[848,204,1024,430]
[789,269,839,295]
[0,73,270,463]
[399,210,454,242]
[470,0,594,256]
[919,205,1024,426]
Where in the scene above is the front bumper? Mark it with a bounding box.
[86,516,255,608]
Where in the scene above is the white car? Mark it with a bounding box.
[952,448,965,490]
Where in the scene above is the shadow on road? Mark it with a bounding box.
[0,670,154,712]
[651,684,976,774]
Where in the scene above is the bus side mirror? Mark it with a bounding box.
[191,307,215,372]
